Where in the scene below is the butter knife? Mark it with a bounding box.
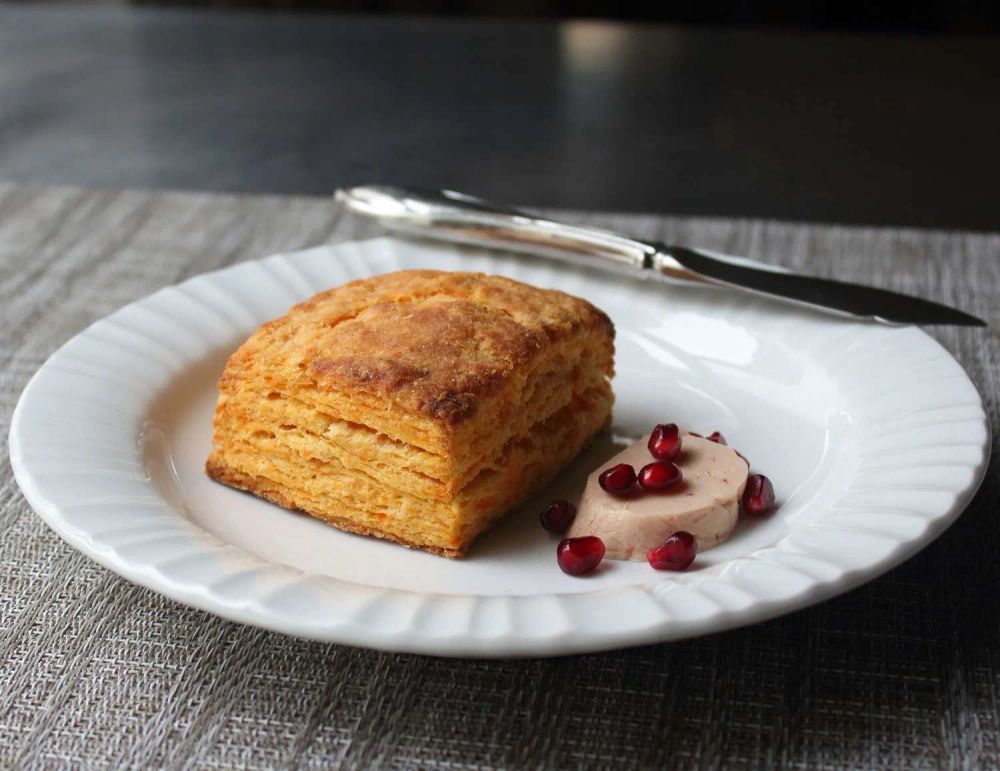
[336,185,986,327]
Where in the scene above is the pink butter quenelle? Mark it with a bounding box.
[567,430,749,561]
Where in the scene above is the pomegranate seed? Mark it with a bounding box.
[647,531,697,571]
[742,474,776,516]
[707,431,727,445]
[638,460,683,491]
[648,423,682,460]
[540,500,576,534]
[557,536,606,576]
[598,463,637,495]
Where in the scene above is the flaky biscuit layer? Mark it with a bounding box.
[207,390,611,555]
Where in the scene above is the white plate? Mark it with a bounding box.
[9,238,990,657]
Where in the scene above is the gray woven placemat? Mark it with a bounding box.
[0,183,997,770]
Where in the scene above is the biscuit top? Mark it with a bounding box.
[226,270,614,425]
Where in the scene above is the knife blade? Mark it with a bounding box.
[662,245,986,326]
[335,185,986,327]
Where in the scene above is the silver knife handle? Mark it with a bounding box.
[336,185,689,280]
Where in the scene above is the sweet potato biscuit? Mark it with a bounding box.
[206,269,615,557]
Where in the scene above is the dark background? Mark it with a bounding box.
[1,1,999,230]
[123,0,1000,34]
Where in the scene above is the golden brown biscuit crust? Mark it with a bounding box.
[208,269,616,557]
[226,270,613,426]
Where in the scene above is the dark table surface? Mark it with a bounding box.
[1,4,999,231]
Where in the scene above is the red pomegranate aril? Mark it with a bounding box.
[598,463,637,495]
[557,536,606,576]
[647,531,697,571]
[742,474,776,516]
[540,500,576,534]
[648,423,682,461]
[638,460,683,491]
[707,431,727,445]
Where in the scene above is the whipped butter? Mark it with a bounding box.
[567,431,749,560]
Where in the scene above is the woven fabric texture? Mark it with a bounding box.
[0,183,997,770]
